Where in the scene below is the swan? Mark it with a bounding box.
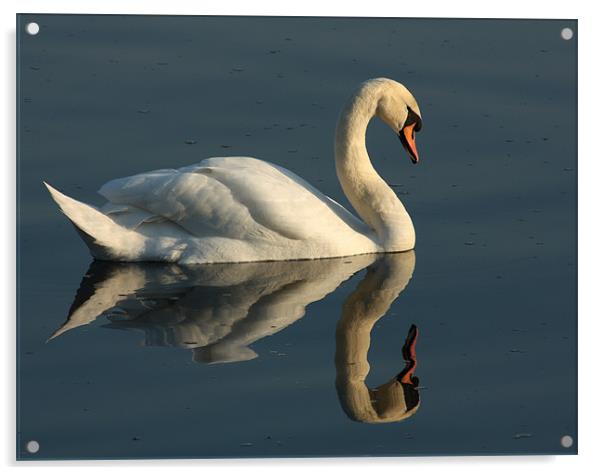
[44,78,422,264]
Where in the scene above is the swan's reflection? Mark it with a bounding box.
[51,255,377,363]
[335,252,419,423]
[51,251,419,422]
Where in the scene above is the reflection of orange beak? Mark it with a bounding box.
[398,324,419,384]
[400,123,419,164]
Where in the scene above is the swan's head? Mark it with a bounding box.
[371,78,423,164]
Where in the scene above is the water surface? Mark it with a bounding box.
[17,15,577,459]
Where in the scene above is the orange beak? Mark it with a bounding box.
[400,122,419,164]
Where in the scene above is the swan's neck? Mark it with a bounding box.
[335,85,415,251]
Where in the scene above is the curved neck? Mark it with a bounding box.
[335,84,415,251]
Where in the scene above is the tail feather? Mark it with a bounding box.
[44,182,144,260]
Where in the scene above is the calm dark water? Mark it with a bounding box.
[17,15,577,459]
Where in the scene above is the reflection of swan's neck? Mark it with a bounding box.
[335,252,419,423]
[335,82,415,251]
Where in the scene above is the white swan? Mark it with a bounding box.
[44,78,422,264]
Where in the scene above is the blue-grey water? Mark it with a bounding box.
[17,15,577,459]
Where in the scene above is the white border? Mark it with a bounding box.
[3,1,600,474]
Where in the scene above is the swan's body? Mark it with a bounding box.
[46,157,380,263]
[45,78,423,264]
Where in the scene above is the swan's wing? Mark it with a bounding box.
[98,157,370,241]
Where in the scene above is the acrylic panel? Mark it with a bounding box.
[17,14,577,459]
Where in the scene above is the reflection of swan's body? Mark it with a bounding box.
[336,252,420,423]
[44,78,422,264]
[50,254,377,363]
[51,251,419,422]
